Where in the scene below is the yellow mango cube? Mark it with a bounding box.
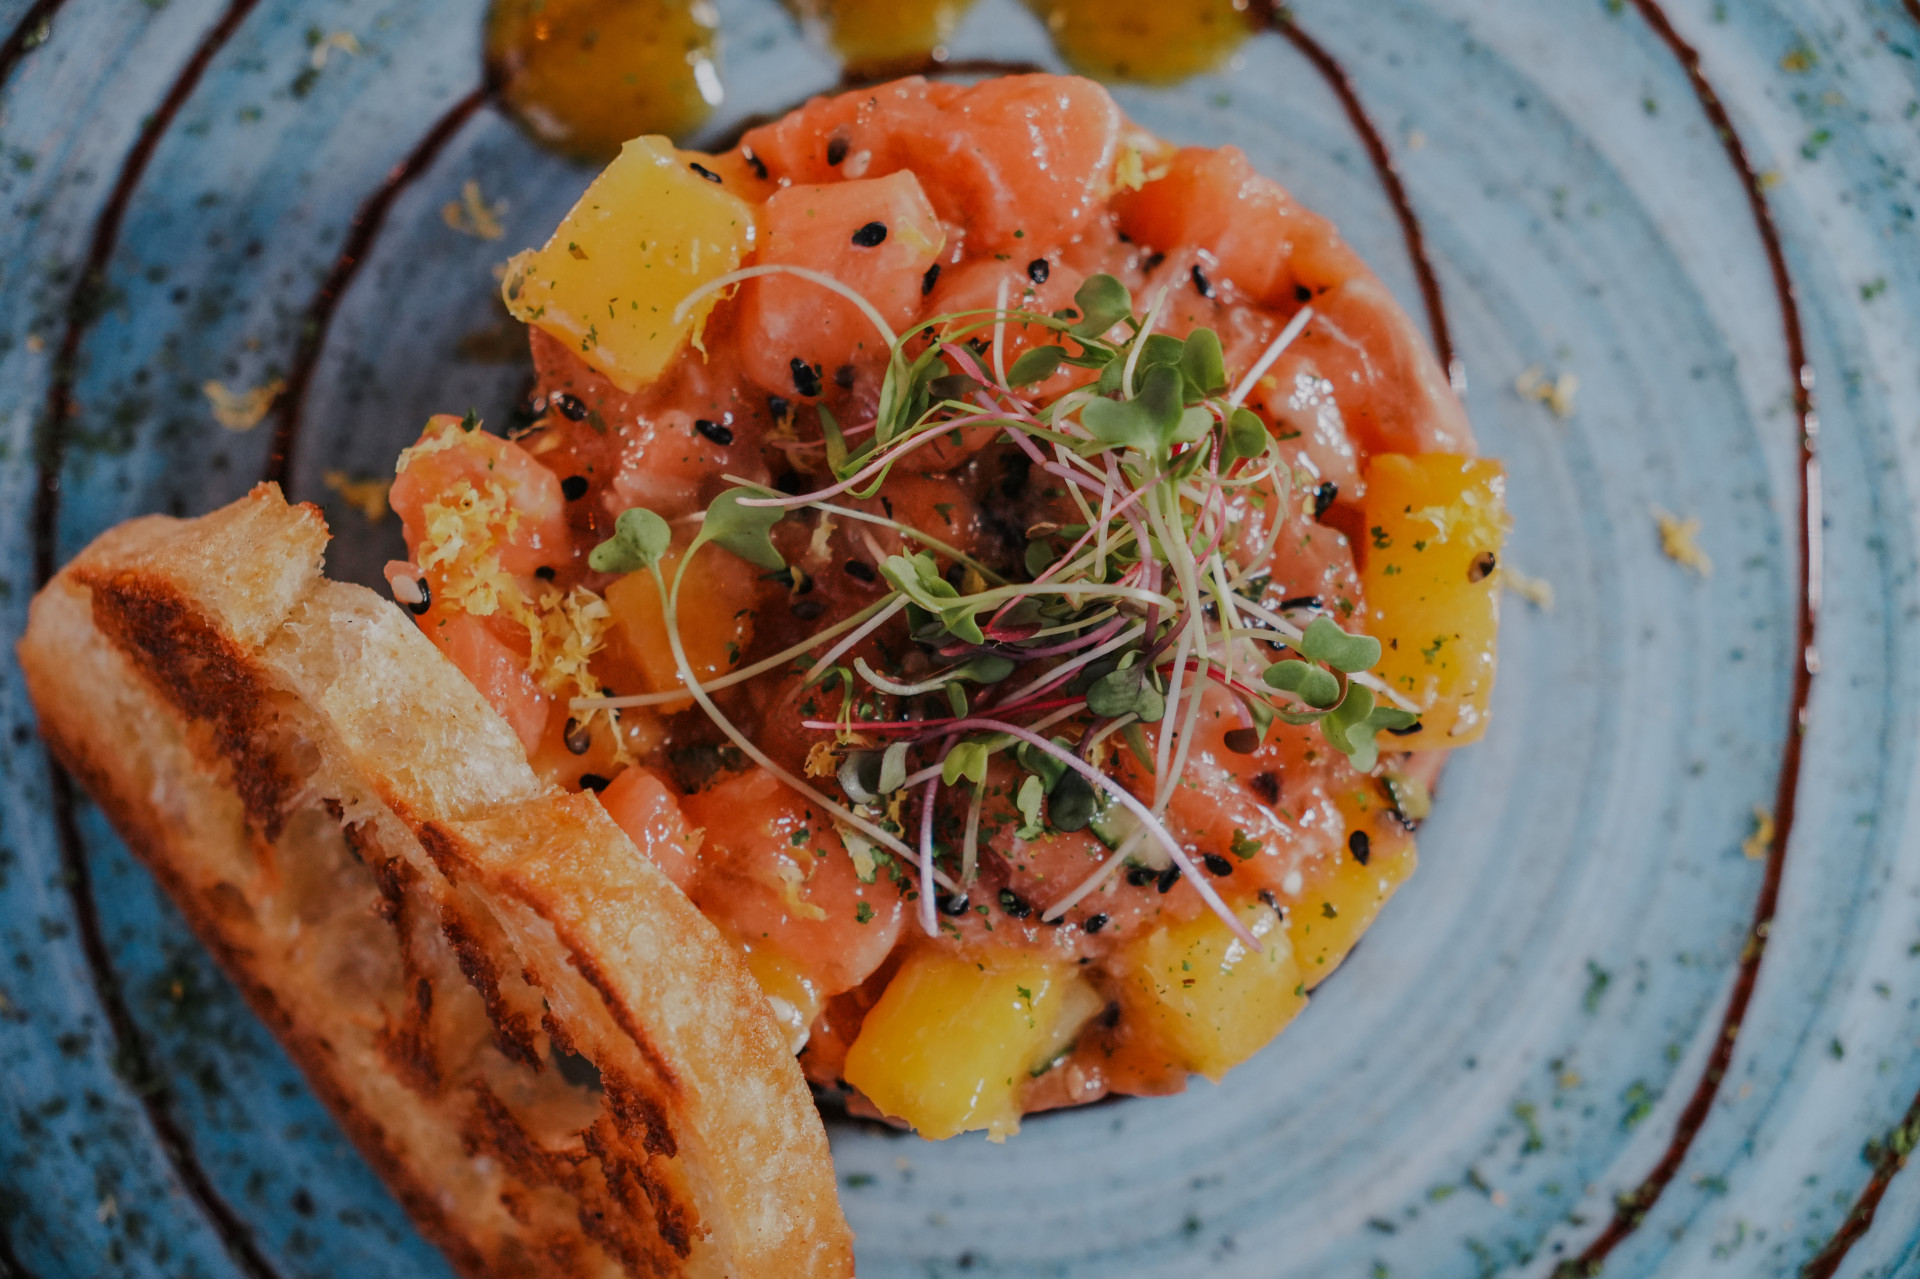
[844,949,1093,1140]
[1359,453,1510,748]
[1118,901,1306,1082]
[501,135,757,392]
[731,937,823,1056]
[604,548,757,713]
[1287,786,1417,988]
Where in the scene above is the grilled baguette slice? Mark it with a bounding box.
[18,484,853,1279]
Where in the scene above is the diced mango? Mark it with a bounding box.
[1117,901,1305,1082]
[501,135,757,392]
[732,938,824,1056]
[1359,453,1509,748]
[844,948,1095,1140]
[797,0,978,78]
[486,0,722,158]
[604,547,757,713]
[1287,786,1417,988]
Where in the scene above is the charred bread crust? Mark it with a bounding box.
[18,484,854,1279]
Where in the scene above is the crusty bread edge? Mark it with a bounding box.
[18,485,854,1278]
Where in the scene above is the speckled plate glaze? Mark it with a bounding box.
[4,1,1919,1275]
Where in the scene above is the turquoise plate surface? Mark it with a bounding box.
[3,1,1919,1275]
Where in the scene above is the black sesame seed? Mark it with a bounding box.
[1222,727,1261,755]
[921,262,941,296]
[843,559,877,583]
[1348,829,1372,866]
[407,578,431,616]
[1250,771,1281,805]
[1259,888,1285,919]
[1155,865,1182,894]
[1386,720,1425,737]
[579,773,611,793]
[767,394,791,421]
[534,565,557,581]
[1026,258,1050,285]
[826,134,850,166]
[1202,852,1234,878]
[834,363,856,390]
[1279,595,1323,612]
[561,475,589,501]
[850,221,888,247]
[1126,866,1155,888]
[939,891,971,917]
[790,358,824,398]
[791,598,825,620]
[743,148,768,180]
[1313,481,1339,517]
[1191,264,1215,298]
[1295,284,1313,303]
[998,888,1033,919]
[1468,550,1498,583]
[563,718,593,755]
[688,161,722,183]
[555,393,589,421]
[695,418,733,445]
[1143,251,1165,272]
[1083,912,1109,934]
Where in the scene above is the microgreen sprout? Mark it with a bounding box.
[588,269,1418,944]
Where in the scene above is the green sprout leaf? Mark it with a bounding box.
[1298,614,1382,673]
[1081,395,1161,454]
[1136,364,1186,445]
[1321,682,1385,770]
[1016,738,1071,790]
[948,653,1016,685]
[838,751,883,804]
[1134,333,1186,380]
[1070,274,1133,339]
[1170,404,1215,445]
[878,740,911,795]
[817,402,852,476]
[926,371,980,402]
[942,740,990,787]
[1015,774,1047,838]
[1007,345,1065,387]
[1180,327,1227,397]
[1224,407,1268,463]
[1263,658,1341,709]
[1086,667,1166,722]
[1048,770,1096,832]
[588,506,671,574]
[688,489,786,571]
[1024,537,1057,578]
[940,603,986,646]
[879,551,957,607]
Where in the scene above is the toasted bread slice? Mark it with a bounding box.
[18,484,853,1279]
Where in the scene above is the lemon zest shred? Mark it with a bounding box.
[204,378,285,431]
[1742,806,1775,861]
[1654,508,1713,577]
[1514,365,1579,418]
[322,470,391,523]
[774,860,829,921]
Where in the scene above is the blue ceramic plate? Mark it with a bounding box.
[4,1,1919,1275]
